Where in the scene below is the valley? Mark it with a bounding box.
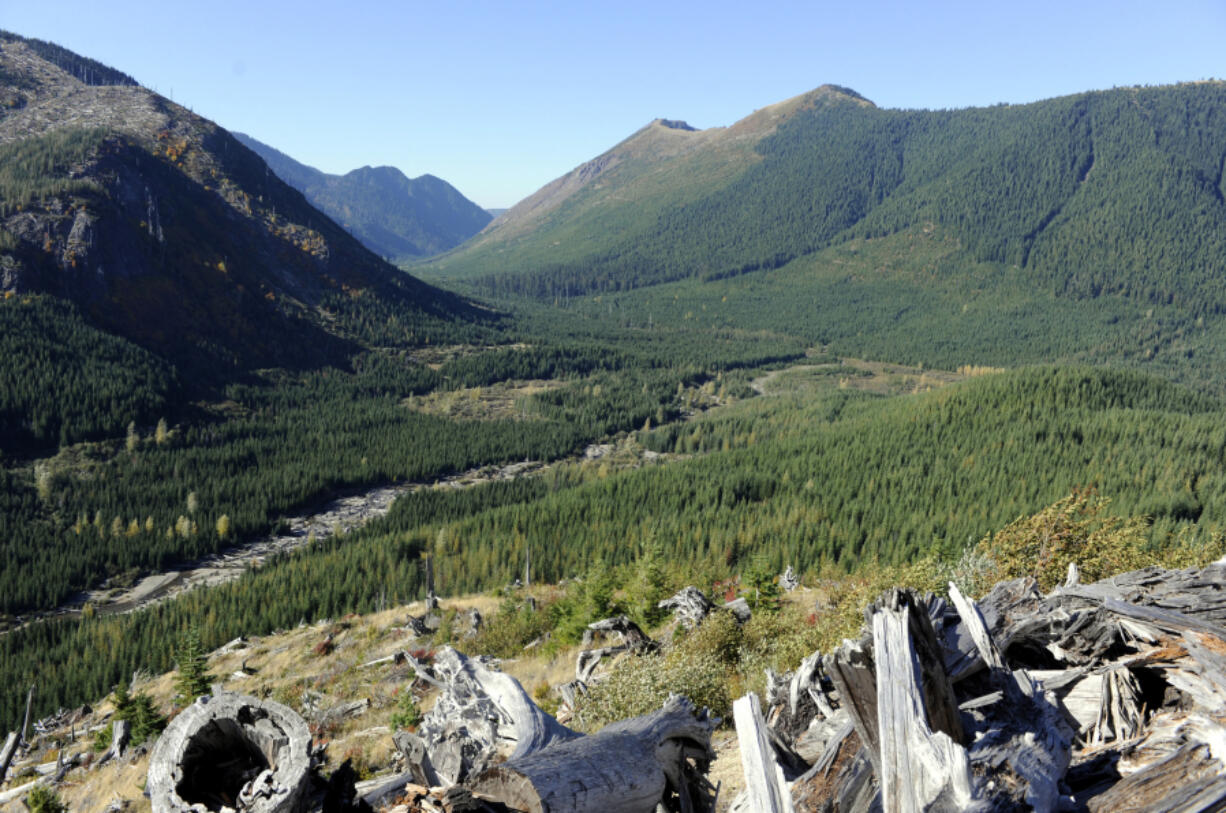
[5,25,1226,812]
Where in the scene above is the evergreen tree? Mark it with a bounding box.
[173,625,212,706]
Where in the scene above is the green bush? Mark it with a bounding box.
[572,648,731,732]
[23,785,67,813]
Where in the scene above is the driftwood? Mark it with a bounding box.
[146,691,312,813]
[467,695,716,813]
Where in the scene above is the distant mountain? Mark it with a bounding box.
[0,30,491,448]
[233,133,490,261]
[486,208,508,219]
[426,81,1226,318]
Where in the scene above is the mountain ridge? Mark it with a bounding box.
[234,131,491,261]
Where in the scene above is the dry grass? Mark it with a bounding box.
[13,592,579,812]
[402,379,562,421]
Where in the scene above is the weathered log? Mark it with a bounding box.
[780,566,799,592]
[733,693,794,813]
[466,694,715,813]
[1086,730,1226,812]
[146,690,312,813]
[658,587,716,630]
[417,647,579,785]
[0,730,17,783]
[575,616,659,685]
[0,777,50,806]
[871,604,976,813]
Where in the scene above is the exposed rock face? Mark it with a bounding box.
[147,691,312,813]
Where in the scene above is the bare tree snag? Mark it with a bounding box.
[19,685,34,746]
[147,691,311,813]
[733,693,794,813]
[467,695,716,813]
[94,719,130,770]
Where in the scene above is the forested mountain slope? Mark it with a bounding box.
[234,132,491,261]
[426,81,1226,318]
[0,31,493,451]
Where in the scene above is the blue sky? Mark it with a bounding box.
[3,1,1224,208]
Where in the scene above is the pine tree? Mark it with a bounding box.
[174,626,212,706]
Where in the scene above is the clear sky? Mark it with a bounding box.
[3,1,1224,208]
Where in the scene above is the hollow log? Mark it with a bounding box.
[467,695,716,813]
[146,690,312,813]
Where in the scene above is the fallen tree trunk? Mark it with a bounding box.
[466,695,716,813]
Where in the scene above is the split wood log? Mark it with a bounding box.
[146,690,312,813]
[871,604,976,813]
[416,647,579,785]
[0,730,17,783]
[466,695,716,813]
[732,693,794,813]
[1085,713,1226,812]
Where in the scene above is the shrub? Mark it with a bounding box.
[24,785,67,813]
[389,685,422,731]
[572,648,731,732]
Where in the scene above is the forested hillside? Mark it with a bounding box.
[7,364,1226,727]
[234,132,491,261]
[430,82,1226,315]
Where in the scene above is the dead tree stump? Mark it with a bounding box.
[147,691,312,813]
